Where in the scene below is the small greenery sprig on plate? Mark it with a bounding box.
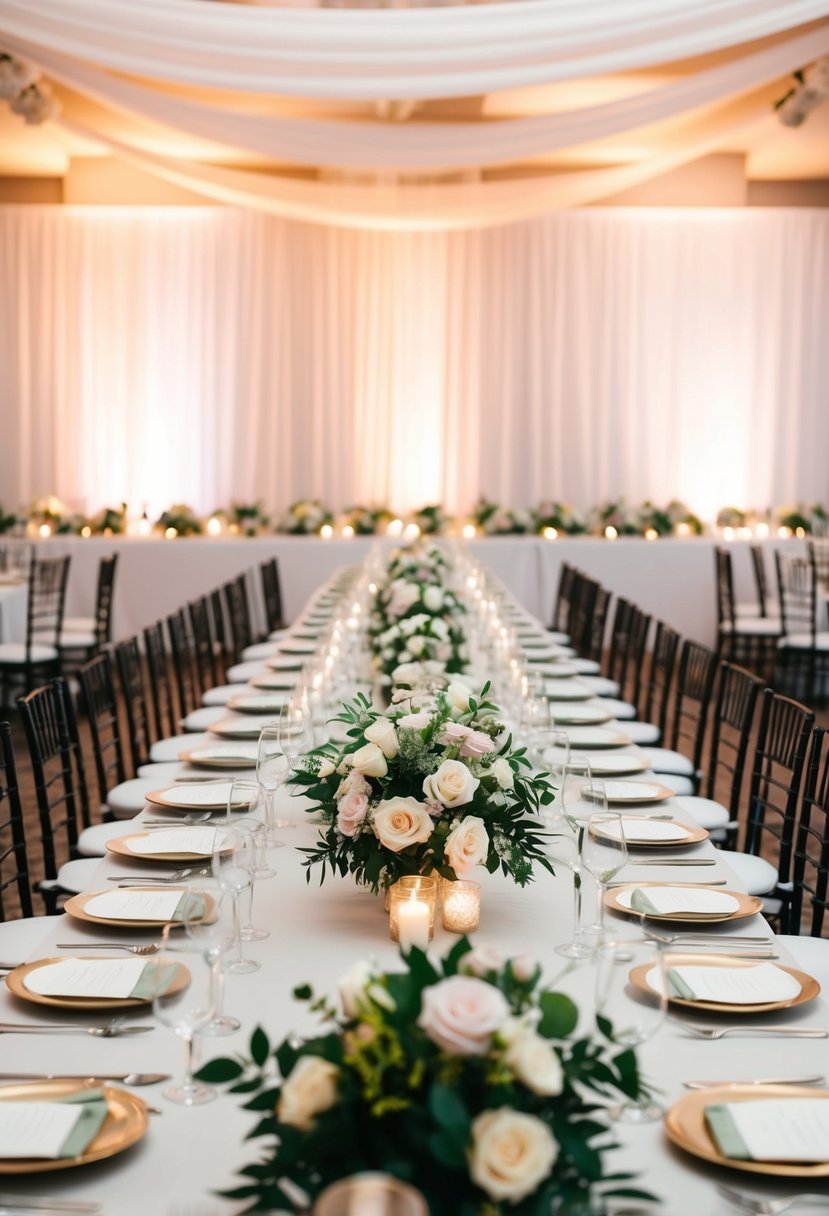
[290,682,555,893]
[196,938,653,1216]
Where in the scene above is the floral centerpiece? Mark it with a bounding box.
[0,504,19,534]
[716,506,747,529]
[587,500,639,536]
[220,500,271,536]
[342,504,394,535]
[533,501,586,536]
[197,939,650,1215]
[291,681,554,892]
[277,499,334,535]
[412,504,450,535]
[473,499,534,536]
[89,502,127,535]
[155,503,203,536]
[776,502,828,535]
[665,500,703,535]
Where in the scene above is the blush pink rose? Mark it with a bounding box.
[337,791,368,837]
[417,975,509,1056]
[440,722,495,759]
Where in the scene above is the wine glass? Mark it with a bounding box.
[182,885,240,1037]
[212,826,260,975]
[147,929,216,1106]
[519,692,551,766]
[257,723,290,838]
[594,935,667,1122]
[233,815,271,943]
[553,754,594,959]
[228,778,277,878]
[541,729,569,829]
[580,805,628,940]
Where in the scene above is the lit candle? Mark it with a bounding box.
[164,526,177,540]
[462,523,477,539]
[38,523,51,538]
[777,526,792,539]
[605,525,618,540]
[795,526,806,539]
[387,518,403,537]
[206,515,222,537]
[80,526,91,539]
[675,522,691,538]
[756,522,769,539]
[320,524,334,539]
[723,526,735,541]
[542,526,558,540]
[397,897,430,951]
[442,881,481,934]
[342,524,355,539]
[644,527,658,541]
[403,523,421,541]
[137,514,152,537]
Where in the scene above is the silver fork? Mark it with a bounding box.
[56,942,160,955]
[107,865,210,884]
[675,1021,828,1040]
[717,1182,829,1213]
[142,812,213,826]
[644,928,772,946]
[0,1017,154,1037]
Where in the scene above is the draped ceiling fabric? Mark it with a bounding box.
[1,206,827,519]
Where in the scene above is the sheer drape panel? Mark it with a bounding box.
[1,206,828,518]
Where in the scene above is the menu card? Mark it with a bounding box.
[626,887,739,916]
[706,1098,829,1161]
[128,827,220,856]
[84,889,189,921]
[24,957,149,999]
[0,1091,107,1159]
[665,961,801,1004]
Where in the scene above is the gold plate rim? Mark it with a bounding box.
[6,957,189,1010]
[208,719,266,739]
[0,1079,148,1174]
[225,695,290,715]
[604,883,763,924]
[583,780,676,805]
[630,952,820,1013]
[177,749,257,769]
[143,785,235,811]
[106,834,232,864]
[65,888,216,929]
[590,818,709,847]
[665,1084,829,1177]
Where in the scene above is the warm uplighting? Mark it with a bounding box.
[723,526,735,541]
[320,524,334,539]
[80,526,92,538]
[644,527,658,541]
[462,523,477,539]
[675,522,691,538]
[386,518,404,537]
[796,526,806,538]
[164,526,178,539]
[206,515,222,537]
[341,524,355,539]
[542,526,558,540]
[777,526,792,538]
[604,525,618,540]
[38,523,51,538]
[403,523,421,541]
[755,521,769,539]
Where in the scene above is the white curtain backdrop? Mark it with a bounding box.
[1,205,827,519]
[2,0,827,98]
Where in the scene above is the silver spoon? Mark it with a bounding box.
[717,1183,829,1214]
[56,943,160,955]
[0,1071,170,1087]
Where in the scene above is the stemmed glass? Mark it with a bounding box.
[581,805,628,940]
[553,755,594,959]
[182,885,240,1037]
[212,826,260,975]
[519,689,551,766]
[541,729,569,829]
[257,722,290,838]
[227,776,279,878]
[147,929,216,1106]
[233,815,271,943]
[594,934,667,1122]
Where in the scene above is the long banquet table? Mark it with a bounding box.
[3,574,828,1215]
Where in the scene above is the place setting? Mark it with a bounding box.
[177,741,259,769]
[63,887,215,930]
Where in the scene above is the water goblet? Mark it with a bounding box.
[594,934,667,1122]
[182,885,240,1037]
[233,815,271,943]
[553,755,595,960]
[228,778,277,879]
[257,723,291,838]
[581,804,627,940]
[212,826,260,975]
[147,930,216,1106]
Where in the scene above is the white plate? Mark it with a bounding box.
[583,779,674,805]
[277,640,317,655]
[597,818,690,843]
[226,693,290,714]
[249,674,298,691]
[543,680,594,702]
[179,743,258,769]
[210,716,279,739]
[544,749,650,777]
[266,657,306,672]
[615,887,740,914]
[548,704,613,726]
[563,727,632,749]
[145,782,252,810]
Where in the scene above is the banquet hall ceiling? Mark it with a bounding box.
[1,17,828,185]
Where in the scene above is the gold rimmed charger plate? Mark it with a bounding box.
[605,882,762,924]
[265,657,305,672]
[590,818,709,848]
[583,779,676,805]
[665,1084,829,1178]
[144,785,237,811]
[277,640,317,655]
[630,952,820,1014]
[226,694,290,715]
[106,833,233,864]
[64,888,216,930]
[209,718,269,739]
[178,747,257,769]
[249,674,297,691]
[6,957,190,1011]
[0,1079,148,1174]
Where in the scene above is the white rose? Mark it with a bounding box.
[364,716,399,759]
[351,742,388,778]
[470,1109,558,1204]
[423,586,444,612]
[396,710,432,730]
[505,1029,564,1097]
[491,758,515,790]
[338,959,375,1018]
[460,944,504,977]
[444,815,489,876]
[277,1056,339,1132]
[431,617,450,641]
[400,612,429,637]
[423,759,479,809]
[417,975,509,1056]
[407,635,427,657]
[509,954,537,984]
[316,758,335,779]
[447,680,474,713]
[372,796,433,852]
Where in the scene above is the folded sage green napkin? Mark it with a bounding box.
[171,892,206,924]
[704,1104,752,1159]
[129,961,180,1000]
[666,968,696,999]
[58,1088,109,1158]
[630,888,659,916]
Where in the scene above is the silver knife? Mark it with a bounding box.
[684,1075,825,1089]
[0,1072,169,1086]
[626,859,716,866]
[0,1197,100,1214]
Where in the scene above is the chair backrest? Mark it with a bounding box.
[260,559,285,635]
[566,571,600,657]
[167,609,199,719]
[702,662,763,812]
[580,585,611,666]
[210,588,231,666]
[26,554,70,659]
[0,721,33,920]
[714,547,736,632]
[188,596,223,693]
[667,640,718,774]
[640,620,681,740]
[605,599,652,706]
[744,690,814,890]
[223,575,255,662]
[77,652,127,805]
[749,544,771,618]
[809,538,829,595]
[143,620,178,740]
[92,554,118,648]
[550,562,576,634]
[775,550,816,644]
[787,727,829,937]
[17,679,87,880]
[114,637,155,771]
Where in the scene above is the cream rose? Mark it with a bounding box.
[505,1030,564,1097]
[350,742,388,778]
[396,710,432,731]
[364,716,399,759]
[316,757,336,779]
[418,975,509,1056]
[469,1109,558,1203]
[491,758,515,790]
[338,959,374,1019]
[446,680,474,713]
[337,790,368,837]
[407,635,427,657]
[444,816,489,876]
[460,944,504,977]
[423,586,444,612]
[423,759,479,809]
[277,1056,339,1132]
[372,796,433,852]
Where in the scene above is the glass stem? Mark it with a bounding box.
[181,1032,195,1094]
[595,878,606,935]
[210,956,225,1017]
[231,891,243,964]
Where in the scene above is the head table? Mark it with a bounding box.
[2,568,828,1216]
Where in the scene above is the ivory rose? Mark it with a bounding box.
[422,586,444,612]
[372,796,433,852]
[505,1029,564,1097]
[417,975,509,1056]
[396,710,432,730]
[469,1109,558,1203]
[337,790,368,838]
[460,944,504,977]
[446,680,474,713]
[422,759,479,809]
[338,959,374,1018]
[316,757,336,779]
[444,816,489,876]
[336,769,370,800]
[350,742,388,779]
[364,716,399,759]
[277,1056,339,1132]
[490,758,515,790]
